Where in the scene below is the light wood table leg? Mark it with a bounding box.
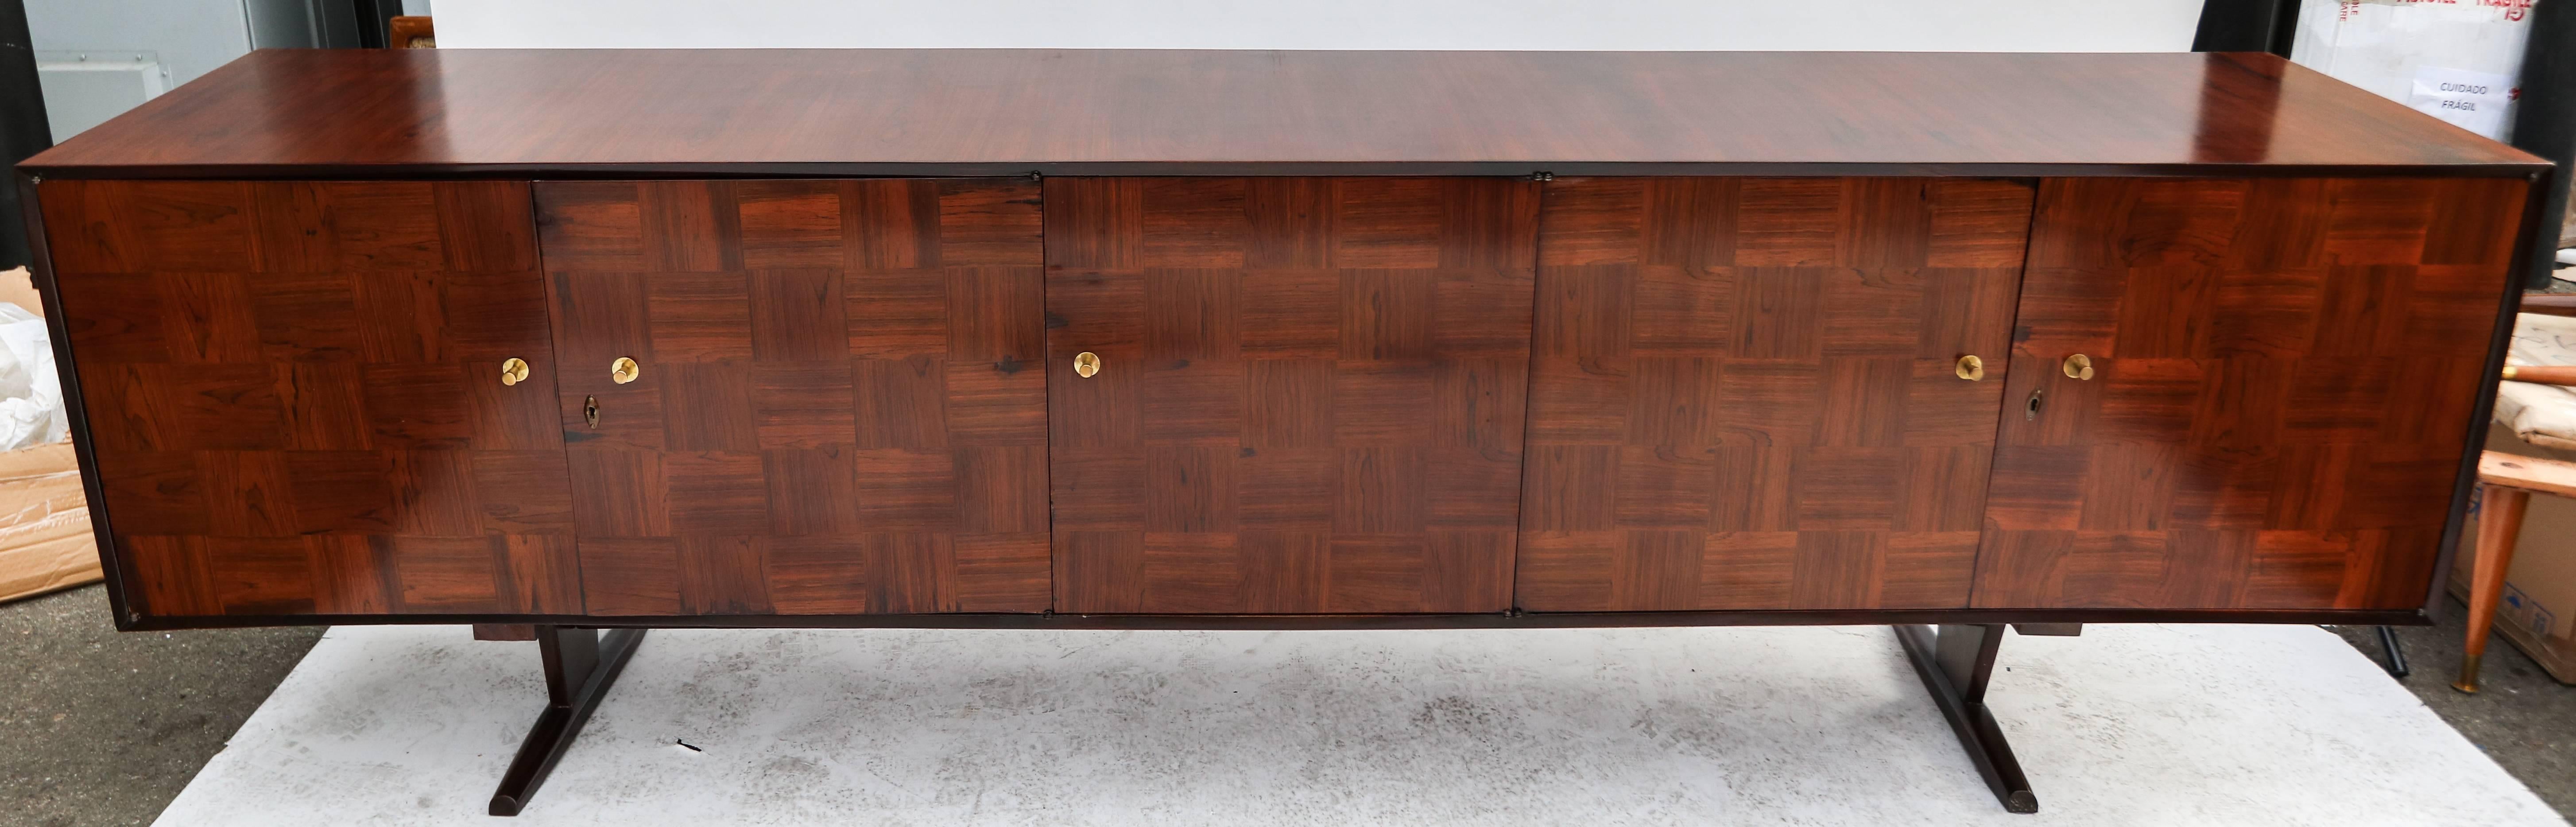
[2456,485,2531,694]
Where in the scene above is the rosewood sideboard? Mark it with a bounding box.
[15,48,2549,815]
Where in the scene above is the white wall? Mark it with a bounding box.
[26,0,250,87]
[436,0,2204,51]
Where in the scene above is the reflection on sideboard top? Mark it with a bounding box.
[17,49,2548,179]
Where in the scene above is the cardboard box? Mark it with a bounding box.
[0,267,97,605]
[0,441,97,603]
[2456,428,2576,685]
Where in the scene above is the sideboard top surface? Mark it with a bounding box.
[18,48,2546,179]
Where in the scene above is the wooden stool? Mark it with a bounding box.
[2456,450,2576,692]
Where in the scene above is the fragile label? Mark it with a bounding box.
[2409,66,2514,139]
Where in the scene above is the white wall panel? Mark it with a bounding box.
[436,0,2202,52]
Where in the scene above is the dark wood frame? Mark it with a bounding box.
[387,15,434,49]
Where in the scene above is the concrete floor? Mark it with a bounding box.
[2,585,321,827]
[150,621,2564,825]
[3,582,2571,825]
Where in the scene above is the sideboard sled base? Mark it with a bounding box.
[477,622,2063,815]
[487,626,648,817]
[1897,624,2044,813]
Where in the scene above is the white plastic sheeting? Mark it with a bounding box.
[2292,0,2538,141]
[0,302,66,451]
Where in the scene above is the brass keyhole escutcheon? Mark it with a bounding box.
[500,357,530,386]
[1073,351,1101,378]
[2026,388,2044,421]
[2061,353,2094,380]
[583,395,600,429]
[1954,354,1985,381]
[610,357,641,384]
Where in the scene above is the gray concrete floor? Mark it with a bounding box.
[4,582,2571,825]
[3,585,321,827]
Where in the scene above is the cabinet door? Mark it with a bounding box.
[1975,177,2526,610]
[1045,178,1537,613]
[533,179,1050,616]
[1514,177,2035,612]
[43,179,577,621]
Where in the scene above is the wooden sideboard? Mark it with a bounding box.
[15,49,2548,815]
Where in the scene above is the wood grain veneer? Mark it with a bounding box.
[41,179,577,618]
[534,179,1053,616]
[1514,177,2034,612]
[15,50,2547,179]
[22,49,2545,630]
[1043,177,1535,613]
[1975,177,2528,610]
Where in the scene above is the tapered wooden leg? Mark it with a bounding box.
[2456,486,2530,694]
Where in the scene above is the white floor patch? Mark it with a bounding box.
[155,623,2564,826]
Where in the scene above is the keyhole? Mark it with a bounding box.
[584,395,600,429]
[2025,389,2043,421]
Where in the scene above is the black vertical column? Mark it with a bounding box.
[2191,0,2302,56]
[0,0,52,268]
[2512,0,2574,290]
[325,0,401,49]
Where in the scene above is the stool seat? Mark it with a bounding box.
[2498,313,2576,449]
[2480,451,2576,498]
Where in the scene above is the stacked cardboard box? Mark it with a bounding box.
[2463,431,2576,685]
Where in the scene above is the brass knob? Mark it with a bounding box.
[610,357,641,384]
[2061,353,2094,380]
[1073,351,1101,378]
[1954,354,1984,381]
[500,357,530,386]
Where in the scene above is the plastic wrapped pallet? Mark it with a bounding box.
[0,268,94,605]
[2291,0,2538,141]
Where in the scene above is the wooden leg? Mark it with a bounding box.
[488,627,648,815]
[1894,624,2038,813]
[2455,485,2530,694]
